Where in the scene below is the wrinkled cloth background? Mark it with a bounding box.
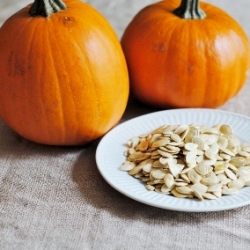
[0,1,250,250]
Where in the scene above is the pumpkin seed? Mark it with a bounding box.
[164,173,175,189]
[152,169,168,179]
[176,186,193,195]
[228,179,245,189]
[222,188,238,195]
[174,125,189,135]
[136,140,149,152]
[119,161,136,171]
[151,138,168,148]
[192,136,206,150]
[184,142,198,151]
[220,124,233,135]
[185,151,197,164]
[168,161,185,178]
[146,185,155,191]
[188,169,202,184]
[225,168,237,180]
[171,188,188,198]
[239,172,250,186]
[193,190,204,201]
[192,183,208,194]
[203,193,218,200]
[195,163,210,176]
[161,184,171,194]
[207,183,222,192]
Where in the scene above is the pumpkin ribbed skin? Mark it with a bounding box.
[121,0,250,108]
[0,0,129,145]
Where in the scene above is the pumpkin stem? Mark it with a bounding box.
[173,0,206,20]
[29,0,67,17]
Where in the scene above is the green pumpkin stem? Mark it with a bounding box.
[29,0,67,17]
[173,0,206,19]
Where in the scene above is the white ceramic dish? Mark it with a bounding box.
[96,108,250,212]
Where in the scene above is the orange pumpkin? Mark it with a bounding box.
[121,0,250,108]
[0,0,129,146]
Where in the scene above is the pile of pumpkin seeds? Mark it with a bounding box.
[119,123,250,201]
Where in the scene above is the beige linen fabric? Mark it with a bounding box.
[0,1,250,249]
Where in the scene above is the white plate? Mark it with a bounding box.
[96,108,250,212]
